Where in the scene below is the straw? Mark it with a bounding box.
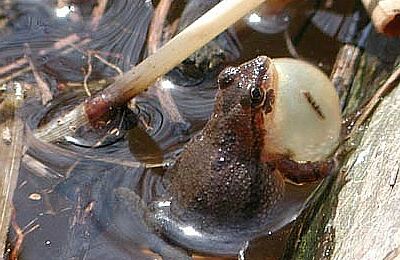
[35,0,267,141]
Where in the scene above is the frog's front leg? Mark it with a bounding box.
[114,188,192,260]
[273,157,337,184]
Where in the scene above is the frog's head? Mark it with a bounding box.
[215,56,276,118]
[207,56,277,157]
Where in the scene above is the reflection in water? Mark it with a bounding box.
[245,9,290,34]
[2,0,353,259]
[0,0,153,83]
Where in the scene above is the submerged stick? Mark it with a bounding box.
[35,0,267,141]
[147,0,186,125]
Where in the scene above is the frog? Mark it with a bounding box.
[114,56,335,259]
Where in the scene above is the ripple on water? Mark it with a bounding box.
[3,0,345,258]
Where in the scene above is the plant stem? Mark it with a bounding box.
[35,0,267,141]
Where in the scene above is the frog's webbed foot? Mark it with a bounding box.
[274,158,337,184]
[114,188,192,260]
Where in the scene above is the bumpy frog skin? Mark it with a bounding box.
[165,56,284,225]
[115,56,334,259]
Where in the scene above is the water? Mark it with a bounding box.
[1,0,357,259]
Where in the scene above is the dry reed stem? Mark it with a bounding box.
[35,0,267,141]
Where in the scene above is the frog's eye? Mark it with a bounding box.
[250,86,265,107]
[218,66,238,89]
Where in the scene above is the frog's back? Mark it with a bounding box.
[165,122,284,227]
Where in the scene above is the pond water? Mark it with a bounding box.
[0,0,361,259]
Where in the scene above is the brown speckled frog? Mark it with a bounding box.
[115,56,338,259]
[166,56,284,224]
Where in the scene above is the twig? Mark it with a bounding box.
[9,207,39,260]
[91,0,108,30]
[330,44,361,109]
[0,36,90,86]
[148,0,187,125]
[0,34,81,76]
[25,44,53,105]
[65,160,81,179]
[350,65,400,136]
[35,0,268,142]
[10,207,22,260]
[148,0,174,53]
[284,29,300,59]
[20,219,39,236]
[0,60,28,78]
[83,53,93,97]
[92,53,123,75]
[154,81,187,124]
[68,43,123,76]
[41,190,56,215]
[164,18,181,42]
[0,67,31,87]
[63,187,93,259]
[333,63,400,161]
